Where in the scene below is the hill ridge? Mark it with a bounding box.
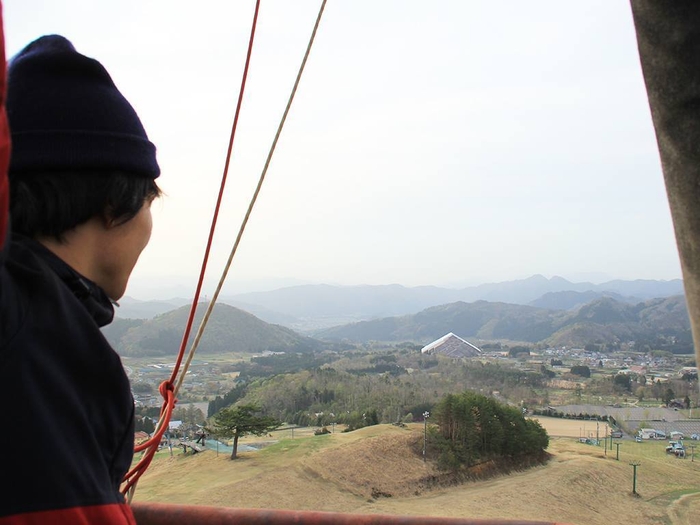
[315,295,691,348]
[117,276,684,332]
[103,302,322,356]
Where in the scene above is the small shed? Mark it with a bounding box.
[639,428,657,439]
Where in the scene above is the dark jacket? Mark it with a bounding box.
[0,236,136,524]
[0,11,136,524]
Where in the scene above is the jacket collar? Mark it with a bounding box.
[14,234,115,327]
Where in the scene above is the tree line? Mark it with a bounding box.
[207,355,551,427]
[431,391,549,471]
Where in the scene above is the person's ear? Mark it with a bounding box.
[101,208,119,230]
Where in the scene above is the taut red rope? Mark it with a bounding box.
[122,0,328,500]
[121,0,262,499]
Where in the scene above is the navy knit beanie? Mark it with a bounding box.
[6,35,160,178]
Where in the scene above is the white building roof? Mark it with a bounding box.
[421,332,481,357]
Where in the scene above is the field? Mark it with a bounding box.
[132,418,700,524]
[531,416,610,439]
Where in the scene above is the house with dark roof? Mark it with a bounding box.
[420,333,482,358]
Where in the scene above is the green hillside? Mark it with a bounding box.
[104,303,322,356]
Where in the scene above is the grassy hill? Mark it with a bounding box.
[314,296,691,347]
[132,422,700,524]
[103,302,322,356]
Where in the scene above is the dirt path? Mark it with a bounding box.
[667,491,700,525]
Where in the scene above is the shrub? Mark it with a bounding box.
[570,365,591,378]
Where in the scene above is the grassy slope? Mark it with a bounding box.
[133,422,700,525]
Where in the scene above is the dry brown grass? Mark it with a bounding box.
[530,416,610,438]
[133,421,700,525]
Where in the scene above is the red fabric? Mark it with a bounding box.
[0,0,10,250]
[0,504,136,525]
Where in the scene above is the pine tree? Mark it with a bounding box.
[209,405,280,459]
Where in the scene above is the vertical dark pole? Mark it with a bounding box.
[604,432,608,456]
[630,462,640,495]
[423,411,430,462]
[615,442,621,461]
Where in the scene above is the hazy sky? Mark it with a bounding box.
[4,1,682,298]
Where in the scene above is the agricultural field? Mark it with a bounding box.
[133,421,700,525]
[531,416,611,439]
[123,353,252,405]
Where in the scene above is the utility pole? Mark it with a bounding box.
[629,461,641,495]
[423,411,430,462]
[604,431,608,456]
[614,442,621,461]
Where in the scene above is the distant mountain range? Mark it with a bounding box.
[226,275,683,330]
[105,294,693,356]
[528,290,637,310]
[117,275,685,333]
[314,295,692,348]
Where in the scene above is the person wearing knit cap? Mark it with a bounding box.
[0,34,160,524]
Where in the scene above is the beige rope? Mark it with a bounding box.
[174,0,328,397]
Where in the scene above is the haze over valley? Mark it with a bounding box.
[114,274,685,332]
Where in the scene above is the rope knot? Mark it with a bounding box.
[159,380,174,399]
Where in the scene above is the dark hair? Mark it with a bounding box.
[10,171,162,241]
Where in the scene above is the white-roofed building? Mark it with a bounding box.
[420,333,482,358]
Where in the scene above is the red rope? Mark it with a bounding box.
[121,0,262,496]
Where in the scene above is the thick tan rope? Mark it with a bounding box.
[174,0,328,397]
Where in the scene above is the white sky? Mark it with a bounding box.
[3,1,682,298]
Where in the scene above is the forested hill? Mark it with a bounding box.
[102,296,692,355]
[314,295,691,348]
[102,303,323,357]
